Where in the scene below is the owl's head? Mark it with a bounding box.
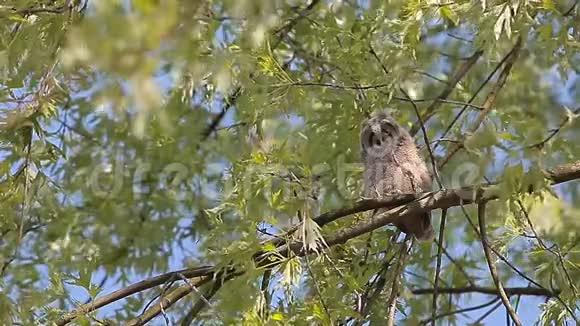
[360,110,401,158]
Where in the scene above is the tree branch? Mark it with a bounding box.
[6,5,68,16]
[126,281,206,326]
[431,209,447,326]
[201,0,321,140]
[527,106,580,149]
[399,87,444,189]
[435,38,521,150]
[55,268,215,325]
[420,297,500,325]
[477,203,522,326]
[201,87,242,140]
[409,50,483,136]
[272,0,321,49]
[386,235,412,326]
[180,279,225,326]
[354,249,398,325]
[439,37,522,168]
[279,81,392,90]
[58,159,580,324]
[411,286,558,297]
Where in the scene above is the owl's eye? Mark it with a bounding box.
[381,122,395,137]
[381,127,392,137]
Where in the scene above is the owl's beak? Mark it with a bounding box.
[371,125,381,136]
[370,125,384,146]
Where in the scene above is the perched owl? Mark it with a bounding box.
[360,110,434,241]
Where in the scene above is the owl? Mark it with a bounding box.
[360,110,434,241]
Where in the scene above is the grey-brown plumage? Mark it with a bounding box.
[360,110,434,241]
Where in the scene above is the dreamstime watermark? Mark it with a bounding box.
[85,155,483,202]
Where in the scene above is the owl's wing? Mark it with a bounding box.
[397,162,435,241]
[419,164,433,192]
[399,162,429,193]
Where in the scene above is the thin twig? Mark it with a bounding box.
[477,203,522,326]
[420,297,500,325]
[272,0,321,49]
[563,0,578,16]
[304,254,333,324]
[6,5,68,16]
[368,44,389,76]
[392,96,485,109]
[399,87,444,189]
[447,33,473,43]
[415,70,449,84]
[439,36,522,168]
[386,235,413,326]
[473,300,503,324]
[431,209,448,326]
[411,286,557,296]
[201,87,242,140]
[438,37,522,168]
[513,286,524,326]
[434,42,518,150]
[278,81,392,90]
[431,239,475,286]
[180,280,224,326]
[355,245,398,325]
[526,106,580,149]
[459,200,578,323]
[258,269,272,320]
[517,200,580,310]
[409,50,483,136]
[202,0,320,139]
[177,273,215,309]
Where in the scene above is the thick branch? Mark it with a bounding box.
[306,160,580,242]
[126,281,207,326]
[181,280,224,326]
[55,268,215,325]
[127,271,236,326]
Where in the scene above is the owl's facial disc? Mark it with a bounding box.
[363,122,397,157]
[361,112,402,158]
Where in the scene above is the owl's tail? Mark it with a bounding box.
[397,212,435,242]
[414,222,435,242]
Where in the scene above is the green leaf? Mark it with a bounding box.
[439,6,459,25]
[270,312,284,321]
